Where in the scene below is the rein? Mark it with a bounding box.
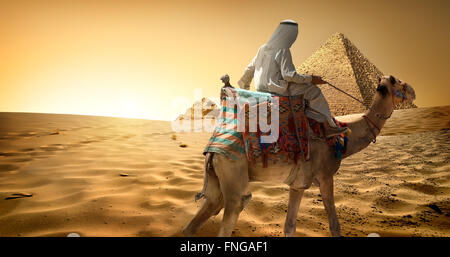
[325,81,393,118]
[362,115,380,143]
[323,80,404,144]
[325,82,366,106]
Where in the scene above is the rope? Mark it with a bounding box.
[286,84,306,162]
[324,81,366,108]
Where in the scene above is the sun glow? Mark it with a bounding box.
[117,99,141,119]
[1,0,449,121]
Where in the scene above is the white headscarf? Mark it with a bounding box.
[265,20,298,50]
[238,19,311,95]
[238,19,337,126]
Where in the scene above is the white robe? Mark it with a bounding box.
[237,21,336,127]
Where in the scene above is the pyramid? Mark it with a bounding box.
[174,97,220,121]
[297,33,416,116]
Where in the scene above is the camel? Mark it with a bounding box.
[183,75,416,237]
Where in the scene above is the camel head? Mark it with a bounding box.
[377,75,416,107]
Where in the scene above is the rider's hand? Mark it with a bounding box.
[311,75,326,85]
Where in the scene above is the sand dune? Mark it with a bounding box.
[0,107,449,237]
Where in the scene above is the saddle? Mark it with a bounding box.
[204,87,311,167]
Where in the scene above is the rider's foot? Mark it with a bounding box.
[325,126,348,138]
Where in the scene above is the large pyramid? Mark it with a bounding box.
[297,33,416,116]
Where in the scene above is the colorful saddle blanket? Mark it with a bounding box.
[203,87,311,167]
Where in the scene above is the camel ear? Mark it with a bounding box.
[377,84,389,97]
[389,75,396,85]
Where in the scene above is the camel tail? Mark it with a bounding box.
[194,153,214,201]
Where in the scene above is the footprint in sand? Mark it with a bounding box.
[0,164,20,172]
[80,139,100,144]
[40,144,66,152]
[4,193,33,200]
[18,131,38,138]
[19,148,35,152]
[0,152,22,157]
[11,157,33,163]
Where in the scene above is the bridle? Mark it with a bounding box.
[362,83,409,143]
[362,115,382,143]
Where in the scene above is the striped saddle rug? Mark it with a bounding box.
[203,87,311,167]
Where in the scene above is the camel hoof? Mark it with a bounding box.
[182,227,194,237]
[284,232,295,237]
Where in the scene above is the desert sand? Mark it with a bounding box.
[0,106,449,237]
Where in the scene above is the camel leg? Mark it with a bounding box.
[183,172,223,236]
[214,154,249,237]
[319,176,341,237]
[218,190,250,237]
[283,188,305,237]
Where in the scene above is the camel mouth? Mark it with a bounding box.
[403,83,416,102]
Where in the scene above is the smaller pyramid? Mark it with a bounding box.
[174,97,220,121]
[298,33,416,116]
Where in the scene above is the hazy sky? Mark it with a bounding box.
[1,0,449,120]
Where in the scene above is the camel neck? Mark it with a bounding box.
[364,95,393,134]
[342,94,393,158]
